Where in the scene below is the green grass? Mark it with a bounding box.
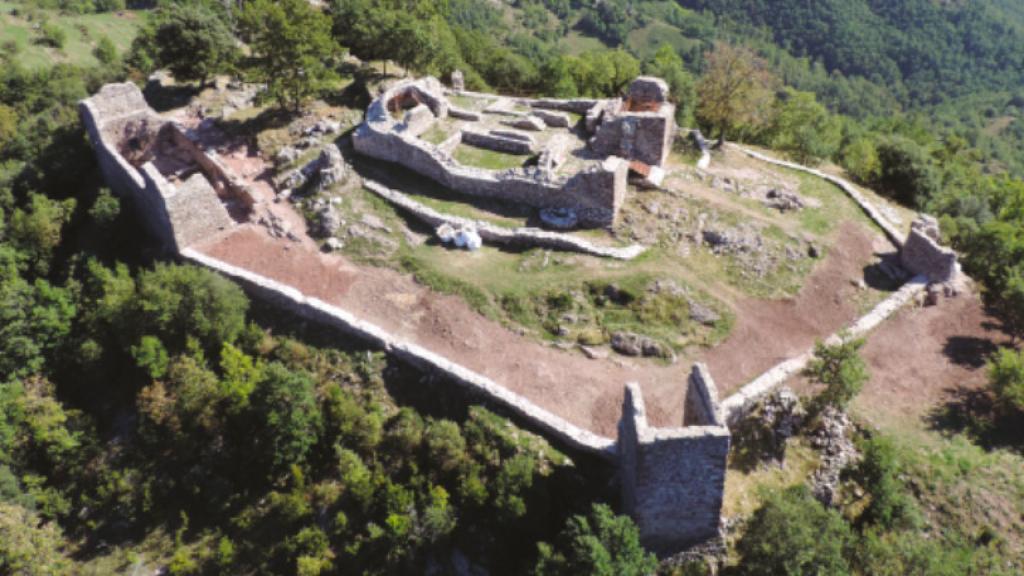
[0,2,145,69]
[420,123,453,145]
[452,143,531,171]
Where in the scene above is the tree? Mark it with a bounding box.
[841,137,881,184]
[769,88,842,165]
[874,136,941,207]
[805,336,869,411]
[149,1,238,87]
[736,486,853,576]
[133,264,248,354]
[251,363,322,476]
[644,44,696,126]
[855,436,915,529]
[988,347,1024,417]
[696,42,777,143]
[240,0,340,111]
[0,502,71,576]
[533,503,656,576]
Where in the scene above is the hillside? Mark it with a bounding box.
[2,0,1024,574]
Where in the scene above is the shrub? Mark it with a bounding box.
[736,486,853,575]
[805,336,869,412]
[37,23,67,50]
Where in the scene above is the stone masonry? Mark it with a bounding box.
[79,83,250,252]
[620,365,730,553]
[589,77,677,167]
[353,76,685,228]
[900,215,960,283]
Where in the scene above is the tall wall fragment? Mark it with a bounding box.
[620,364,730,553]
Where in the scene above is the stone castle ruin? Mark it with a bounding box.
[80,83,256,253]
[353,75,677,228]
[79,75,965,556]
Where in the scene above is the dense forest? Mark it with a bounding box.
[2,0,1024,574]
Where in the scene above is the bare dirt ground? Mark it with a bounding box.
[193,217,884,438]
[701,222,885,389]
[787,289,1011,430]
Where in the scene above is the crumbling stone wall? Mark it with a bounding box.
[80,82,237,252]
[900,216,960,283]
[589,77,677,167]
[354,78,628,227]
[620,365,730,553]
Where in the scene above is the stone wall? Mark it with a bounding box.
[900,217,959,283]
[80,83,178,251]
[80,82,238,252]
[720,275,928,424]
[363,179,645,259]
[461,128,535,155]
[732,145,905,247]
[180,247,618,460]
[354,78,628,228]
[620,368,730,553]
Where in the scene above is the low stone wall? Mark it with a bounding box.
[620,367,730,553]
[363,179,646,259]
[461,128,535,155]
[720,275,928,424]
[732,145,904,247]
[354,102,627,227]
[180,247,618,460]
[530,97,603,115]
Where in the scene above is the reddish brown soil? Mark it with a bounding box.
[195,219,883,438]
[700,221,882,392]
[854,292,1010,429]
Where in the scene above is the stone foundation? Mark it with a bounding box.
[354,77,628,228]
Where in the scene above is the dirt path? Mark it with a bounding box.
[193,217,883,438]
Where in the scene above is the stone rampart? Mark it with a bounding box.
[363,179,646,259]
[180,247,618,460]
[619,367,730,553]
[720,275,928,424]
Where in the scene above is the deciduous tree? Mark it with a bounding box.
[240,0,340,111]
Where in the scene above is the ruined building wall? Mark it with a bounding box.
[80,84,177,251]
[354,77,628,227]
[620,365,730,553]
[80,83,235,252]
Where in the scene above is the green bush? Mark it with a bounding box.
[36,23,67,50]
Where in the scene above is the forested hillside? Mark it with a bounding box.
[2,0,1024,574]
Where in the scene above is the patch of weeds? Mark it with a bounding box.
[453,143,531,171]
[400,253,496,319]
